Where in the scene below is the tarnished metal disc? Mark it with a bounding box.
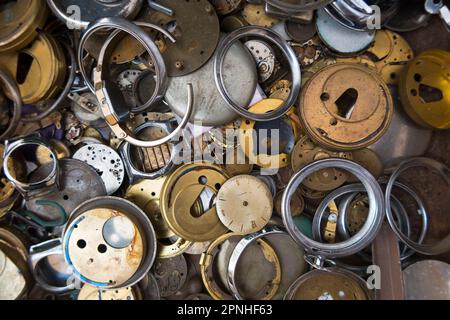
[73,144,125,195]
[0,32,66,104]
[26,159,107,224]
[161,163,229,242]
[125,178,174,240]
[403,260,450,300]
[138,272,161,300]
[385,0,431,32]
[232,238,281,300]
[242,4,279,28]
[65,208,144,286]
[284,268,370,300]
[291,136,352,191]
[368,30,414,85]
[152,255,187,297]
[0,0,48,53]
[299,63,393,151]
[211,0,243,15]
[145,0,220,77]
[216,175,273,234]
[165,36,257,126]
[285,20,317,43]
[262,233,308,300]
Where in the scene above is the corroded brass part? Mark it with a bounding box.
[239,99,299,169]
[0,32,66,104]
[0,0,48,53]
[299,63,393,151]
[221,15,249,32]
[399,50,450,129]
[125,178,173,239]
[269,80,292,101]
[126,178,194,259]
[368,30,414,85]
[66,208,144,286]
[323,201,338,243]
[347,195,369,236]
[291,136,352,192]
[221,148,254,177]
[301,57,336,87]
[242,4,279,28]
[161,163,229,242]
[285,268,371,300]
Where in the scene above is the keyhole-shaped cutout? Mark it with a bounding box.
[16,52,34,85]
[335,88,358,119]
[418,84,443,103]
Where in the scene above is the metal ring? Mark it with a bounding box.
[96,80,193,148]
[28,238,75,294]
[336,191,411,256]
[62,196,157,289]
[385,157,450,255]
[200,233,242,300]
[311,184,407,242]
[227,226,285,300]
[282,159,384,259]
[214,26,301,122]
[337,182,428,260]
[312,184,418,262]
[88,18,193,148]
[78,18,175,95]
[3,135,59,200]
[20,41,76,123]
[0,69,22,140]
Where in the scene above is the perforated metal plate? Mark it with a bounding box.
[73,144,124,195]
[145,0,220,77]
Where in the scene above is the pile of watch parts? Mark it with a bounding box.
[0,0,449,301]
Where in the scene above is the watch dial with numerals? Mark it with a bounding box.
[216,175,273,234]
